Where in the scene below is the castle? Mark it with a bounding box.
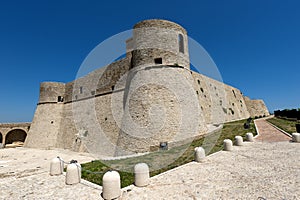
[24,19,269,157]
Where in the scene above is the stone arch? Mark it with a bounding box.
[5,129,27,145]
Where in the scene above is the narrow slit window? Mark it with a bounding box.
[80,86,83,94]
[178,34,184,53]
[232,90,236,98]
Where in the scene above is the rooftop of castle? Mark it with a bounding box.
[133,19,187,34]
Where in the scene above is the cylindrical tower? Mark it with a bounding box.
[114,19,206,157]
[130,19,190,69]
[39,82,65,104]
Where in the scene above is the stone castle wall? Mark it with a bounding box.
[244,96,269,117]
[191,73,251,124]
[24,19,269,155]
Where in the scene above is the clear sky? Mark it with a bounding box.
[0,0,299,122]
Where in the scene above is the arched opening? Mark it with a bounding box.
[0,132,3,144]
[178,34,184,53]
[5,129,27,145]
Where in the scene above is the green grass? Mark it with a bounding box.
[266,117,297,134]
[81,118,257,187]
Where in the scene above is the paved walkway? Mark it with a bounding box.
[0,148,100,199]
[254,118,291,142]
[0,119,299,199]
[123,142,300,200]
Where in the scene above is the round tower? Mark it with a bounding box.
[130,19,190,69]
[39,82,65,104]
[113,19,206,157]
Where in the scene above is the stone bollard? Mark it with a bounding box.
[292,133,300,143]
[194,147,205,162]
[50,156,63,176]
[65,160,81,185]
[223,139,233,151]
[134,163,150,187]
[235,136,243,146]
[246,133,254,142]
[102,171,121,200]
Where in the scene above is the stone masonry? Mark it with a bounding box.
[24,19,269,157]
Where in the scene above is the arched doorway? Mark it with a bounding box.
[0,132,3,144]
[5,129,27,145]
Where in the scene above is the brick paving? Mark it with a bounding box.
[254,118,291,142]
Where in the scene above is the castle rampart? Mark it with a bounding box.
[24,19,269,156]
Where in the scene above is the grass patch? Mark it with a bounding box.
[266,117,297,134]
[81,118,256,187]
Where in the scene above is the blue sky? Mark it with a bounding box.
[0,0,299,122]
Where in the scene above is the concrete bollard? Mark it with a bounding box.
[50,156,63,176]
[246,133,254,142]
[134,163,150,187]
[223,139,233,151]
[235,136,243,146]
[292,133,300,143]
[102,171,121,200]
[65,160,81,185]
[194,147,205,162]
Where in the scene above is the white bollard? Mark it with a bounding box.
[292,133,300,143]
[246,133,254,142]
[65,161,81,185]
[50,156,63,176]
[194,147,205,162]
[102,171,121,200]
[134,163,150,187]
[223,139,233,151]
[235,136,243,146]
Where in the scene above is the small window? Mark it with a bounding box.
[111,86,115,91]
[197,80,200,85]
[80,87,83,94]
[154,58,162,64]
[57,96,63,102]
[178,34,184,53]
[200,88,204,93]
